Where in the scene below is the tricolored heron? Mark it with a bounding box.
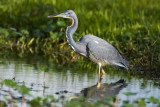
[48,10,129,82]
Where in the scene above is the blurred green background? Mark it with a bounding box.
[0,0,159,71]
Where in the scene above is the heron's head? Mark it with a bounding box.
[48,10,76,19]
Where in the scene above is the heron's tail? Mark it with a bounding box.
[111,59,129,70]
[121,59,129,69]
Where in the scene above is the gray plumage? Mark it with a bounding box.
[48,10,129,78]
[78,34,129,69]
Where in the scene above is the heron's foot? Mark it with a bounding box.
[99,74,105,83]
[100,74,105,80]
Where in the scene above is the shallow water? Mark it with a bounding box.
[0,59,160,107]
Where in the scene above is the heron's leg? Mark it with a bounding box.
[100,67,106,80]
[97,63,101,88]
[98,64,101,81]
[101,67,106,75]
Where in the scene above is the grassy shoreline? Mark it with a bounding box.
[0,0,160,71]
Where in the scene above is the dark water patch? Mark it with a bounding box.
[55,90,72,95]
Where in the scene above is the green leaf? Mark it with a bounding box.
[0,28,9,37]
[4,79,18,88]
[16,84,30,95]
[148,97,159,103]
[50,32,58,39]
[57,21,66,26]
[123,92,137,96]
[20,29,29,36]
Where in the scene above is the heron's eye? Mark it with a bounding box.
[68,12,71,15]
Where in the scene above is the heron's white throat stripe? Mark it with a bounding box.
[80,53,85,56]
[66,27,76,51]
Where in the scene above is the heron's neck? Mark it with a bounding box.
[66,16,82,54]
[66,18,78,36]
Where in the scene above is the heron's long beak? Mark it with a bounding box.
[48,13,66,18]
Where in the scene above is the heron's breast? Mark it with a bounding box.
[88,51,108,66]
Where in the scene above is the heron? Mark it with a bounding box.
[48,10,129,82]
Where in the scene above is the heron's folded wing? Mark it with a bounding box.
[86,41,127,68]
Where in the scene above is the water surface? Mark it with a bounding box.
[0,58,160,107]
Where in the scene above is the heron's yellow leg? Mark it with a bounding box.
[99,67,106,80]
[97,63,101,88]
[98,64,101,80]
[101,67,106,78]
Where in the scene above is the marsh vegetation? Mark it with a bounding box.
[0,0,160,106]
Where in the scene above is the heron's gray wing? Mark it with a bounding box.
[86,41,129,69]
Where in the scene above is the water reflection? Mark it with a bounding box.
[0,58,160,107]
[79,79,127,100]
[68,79,127,105]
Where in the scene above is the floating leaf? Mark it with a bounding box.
[16,84,30,95]
[123,92,137,96]
[148,97,159,104]
[4,79,18,88]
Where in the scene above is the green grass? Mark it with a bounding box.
[0,0,160,71]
